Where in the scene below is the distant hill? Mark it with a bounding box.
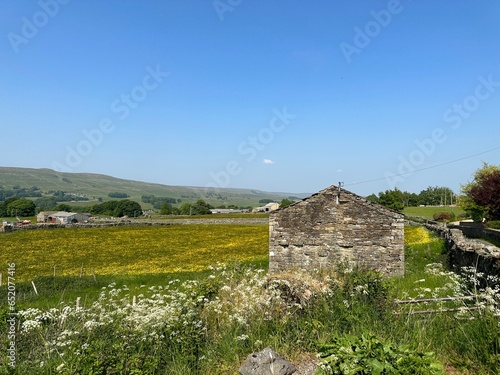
[0,167,309,209]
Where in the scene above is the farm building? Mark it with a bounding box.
[210,208,249,214]
[252,202,280,213]
[269,184,405,276]
[37,211,91,224]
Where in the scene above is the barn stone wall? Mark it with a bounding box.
[269,187,405,276]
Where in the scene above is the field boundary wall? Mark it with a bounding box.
[417,221,500,285]
[1,218,268,233]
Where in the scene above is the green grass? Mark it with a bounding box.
[394,227,449,297]
[403,206,465,220]
[1,261,269,310]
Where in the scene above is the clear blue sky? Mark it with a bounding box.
[1,1,499,196]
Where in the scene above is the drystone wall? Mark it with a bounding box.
[454,222,500,243]
[0,218,268,233]
[423,222,500,285]
[269,188,405,276]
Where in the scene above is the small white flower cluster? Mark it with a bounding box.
[16,278,210,370]
[18,308,57,334]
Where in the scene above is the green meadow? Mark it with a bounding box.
[403,206,465,220]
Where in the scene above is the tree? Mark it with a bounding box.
[461,163,500,221]
[4,197,19,206]
[190,199,213,215]
[159,203,173,215]
[114,200,143,218]
[402,191,420,207]
[7,198,36,216]
[259,199,274,204]
[418,186,455,206]
[90,201,119,216]
[0,202,6,217]
[179,203,192,215]
[279,198,295,208]
[377,189,404,211]
[35,196,58,211]
[141,195,177,209]
[54,203,72,212]
[365,194,379,203]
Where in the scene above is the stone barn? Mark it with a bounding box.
[269,184,405,276]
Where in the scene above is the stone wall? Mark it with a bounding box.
[455,222,500,243]
[1,218,268,233]
[423,223,500,285]
[269,186,405,276]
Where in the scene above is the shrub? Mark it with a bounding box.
[432,212,451,222]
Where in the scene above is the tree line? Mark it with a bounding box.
[0,186,42,200]
[371,163,500,223]
[367,186,456,212]
[141,195,179,209]
[0,197,143,219]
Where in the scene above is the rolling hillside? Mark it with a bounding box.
[0,167,309,208]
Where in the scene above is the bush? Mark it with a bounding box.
[432,212,451,222]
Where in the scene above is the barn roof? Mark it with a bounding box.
[271,184,403,219]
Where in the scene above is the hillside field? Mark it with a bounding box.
[0,167,309,208]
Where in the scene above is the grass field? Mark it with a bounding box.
[0,224,268,282]
[403,205,465,220]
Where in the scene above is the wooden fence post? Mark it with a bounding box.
[31,281,38,295]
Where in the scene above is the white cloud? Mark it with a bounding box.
[263,159,275,165]
[337,169,343,173]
